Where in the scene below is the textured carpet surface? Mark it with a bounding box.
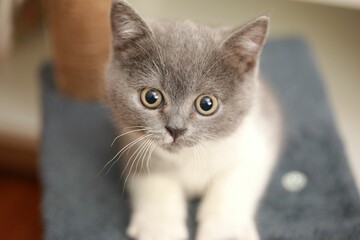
[40,38,360,240]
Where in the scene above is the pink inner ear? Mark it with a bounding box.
[224,36,260,73]
[251,33,264,45]
[223,17,268,73]
[248,21,268,46]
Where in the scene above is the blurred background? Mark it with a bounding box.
[0,0,359,239]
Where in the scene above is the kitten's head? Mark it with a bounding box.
[106,0,269,152]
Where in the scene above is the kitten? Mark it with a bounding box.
[105,1,282,239]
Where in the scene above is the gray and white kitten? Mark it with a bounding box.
[105,1,282,239]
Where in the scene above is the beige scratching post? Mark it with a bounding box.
[44,0,111,100]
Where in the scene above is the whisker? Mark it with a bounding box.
[146,143,157,175]
[114,134,152,177]
[120,138,150,179]
[133,139,152,181]
[121,139,151,196]
[206,134,219,140]
[138,139,153,177]
[124,130,161,155]
[111,128,147,147]
[122,126,146,132]
[102,134,151,175]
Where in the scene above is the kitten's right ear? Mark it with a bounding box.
[111,0,152,51]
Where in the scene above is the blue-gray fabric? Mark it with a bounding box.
[40,38,360,240]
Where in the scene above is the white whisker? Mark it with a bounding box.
[133,139,152,180]
[121,139,151,196]
[146,143,156,175]
[116,134,152,177]
[122,125,147,132]
[138,139,154,177]
[103,134,151,175]
[111,128,147,147]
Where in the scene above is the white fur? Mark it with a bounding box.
[126,87,281,240]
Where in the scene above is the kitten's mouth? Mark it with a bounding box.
[160,138,195,153]
[162,141,181,152]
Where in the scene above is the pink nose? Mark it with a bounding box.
[165,127,187,141]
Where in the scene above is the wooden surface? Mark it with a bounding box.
[0,173,42,240]
[43,0,111,100]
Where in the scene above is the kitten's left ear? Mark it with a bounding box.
[222,15,269,73]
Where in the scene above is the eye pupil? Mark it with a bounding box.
[200,96,213,111]
[141,88,163,109]
[145,90,159,104]
[195,94,218,116]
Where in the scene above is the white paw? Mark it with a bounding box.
[196,217,259,240]
[126,212,188,240]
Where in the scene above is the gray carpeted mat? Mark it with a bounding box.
[40,38,360,240]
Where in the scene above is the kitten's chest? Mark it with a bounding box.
[181,144,238,198]
[153,138,240,198]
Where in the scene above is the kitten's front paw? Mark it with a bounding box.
[127,212,188,240]
[196,217,259,240]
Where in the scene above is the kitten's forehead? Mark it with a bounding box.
[149,21,228,101]
[153,21,221,52]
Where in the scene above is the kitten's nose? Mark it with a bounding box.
[165,126,187,141]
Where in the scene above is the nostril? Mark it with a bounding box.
[165,126,187,141]
[165,126,173,135]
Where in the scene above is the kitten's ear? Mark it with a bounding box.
[222,15,269,73]
[111,0,152,51]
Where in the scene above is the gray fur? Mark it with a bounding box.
[106,0,269,152]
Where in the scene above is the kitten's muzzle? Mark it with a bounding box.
[165,126,187,142]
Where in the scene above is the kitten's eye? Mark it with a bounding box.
[140,88,164,109]
[195,94,218,116]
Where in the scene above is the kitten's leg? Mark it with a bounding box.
[196,164,272,240]
[127,174,188,240]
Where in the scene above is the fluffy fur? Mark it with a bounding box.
[105,1,282,239]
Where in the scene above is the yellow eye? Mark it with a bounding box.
[195,94,219,116]
[140,88,164,109]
